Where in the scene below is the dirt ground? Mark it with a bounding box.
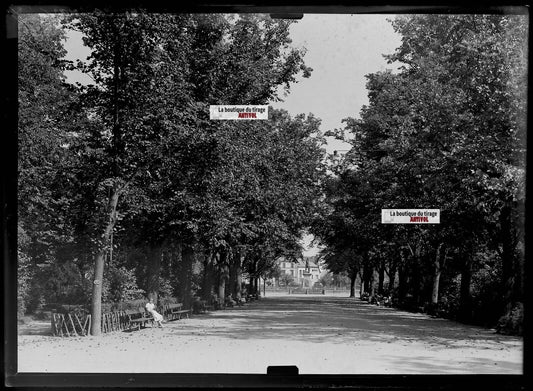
[17,293,523,374]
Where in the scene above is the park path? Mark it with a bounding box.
[17,294,522,374]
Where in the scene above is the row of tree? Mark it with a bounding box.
[18,12,324,335]
[313,15,526,333]
[18,13,526,336]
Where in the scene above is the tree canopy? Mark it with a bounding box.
[312,14,526,331]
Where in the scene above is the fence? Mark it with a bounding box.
[51,312,91,337]
[51,310,141,336]
[51,304,183,336]
[101,310,135,333]
[265,287,351,295]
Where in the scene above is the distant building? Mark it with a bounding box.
[276,255,325,287]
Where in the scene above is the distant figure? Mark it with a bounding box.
[211,293,221,310]
[225,295,236,307]
[145,298,164,328]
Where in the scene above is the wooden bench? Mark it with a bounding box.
[166,303,191,320]
[202,300,215,312]
[124,309,153,331]
[246,293,259,302]
[225,297,237,308]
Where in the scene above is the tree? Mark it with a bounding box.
[67,12,200,335]
[18,14,83,313]
[279,273,294,287]
[316,15,526,331]
[384,14,526,322]
[65,12,317,333]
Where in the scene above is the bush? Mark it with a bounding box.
[17,249,33,317]
[496,303,523,336]
[157,277,174,299]
[159,296,179,306]
[469,264,503,326]
[435,275,461,319]
[34,311,53,320]
[104,298,147,312]
[192,298,204,314]
[103,265,145,304]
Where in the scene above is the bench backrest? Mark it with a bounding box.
[138,307,150,315]
[124,309,143,319]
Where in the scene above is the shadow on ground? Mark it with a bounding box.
[385,353,521,374]
[171,296,522,347]
[18,321,52,336]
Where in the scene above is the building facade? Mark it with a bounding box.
[276,256,324,287]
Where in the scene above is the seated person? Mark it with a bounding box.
[145,298,164,328]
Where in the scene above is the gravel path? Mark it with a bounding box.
[17,294,523,374]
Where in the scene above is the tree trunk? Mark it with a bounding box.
[431,243,445,306]
[388,259,397,293]
[249,260,257,294]
[398,264,407,302]
[202,250,210,300]
[234,251,243,301]
[411,241,423,306]
[228,252,237,299]
[217,250,229,306]
[378,260,385,295]
[349,270,357,298]
[90,186,120,336]
[459,254,473,322]
[499,205,518,314]
[362,259,373,294]
[202,249,216,301]
[146,245,161,304]
[180,243,194,308]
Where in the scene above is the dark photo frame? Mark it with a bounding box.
[3,1,529,389]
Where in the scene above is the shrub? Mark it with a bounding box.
[496,303,523,336]
[105,298,148,312]
[436,275,461,319]
[17,249,32,317]
[105,266,145,304]
[157,276,174,299]
[34,311,52,320]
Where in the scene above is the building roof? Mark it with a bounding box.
[278,256,321,269]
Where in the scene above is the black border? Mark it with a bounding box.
[3,1,529,389]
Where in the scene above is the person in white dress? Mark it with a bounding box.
[145,298,164,328]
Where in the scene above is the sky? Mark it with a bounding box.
[62,14,402,257]
[269,14,402,256]
[63,14,402,143]
[270,14,402,155]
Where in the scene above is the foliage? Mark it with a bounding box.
[313,14,527,333]
[496,302,523,336]
[318,272,333,287]
[18,12,322,330]
[104,265,145,303]
[279,273,294,287]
